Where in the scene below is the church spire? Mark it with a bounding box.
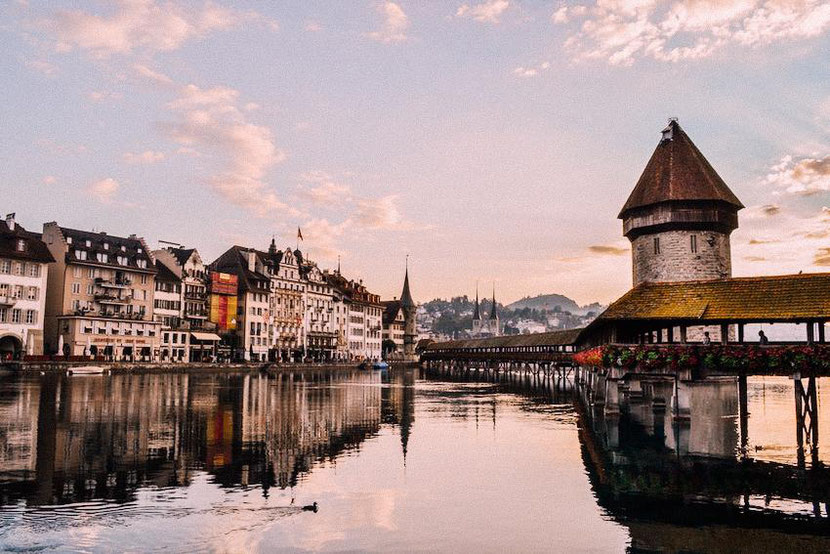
[472,282,481,321]
[490,283,498,320]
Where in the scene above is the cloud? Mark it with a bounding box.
[133,63,173,85]
[298,172,352,205]
[305,21,322,32]
[354,195,403,229]
[88,90,123,102]
[87,177,119,203]
[42,175,57,184]
[513,61,550,77]
[588,244,628,256]
[162,82,292,217]
[123,150,165,164]
[554,0,830,66]
[45,0,266,58]
[366,2,408,43]
[301,218,350,258]
[765,154,830,195]
[456,0,510,23]
[25,59,58,76]
[815,248,830,266]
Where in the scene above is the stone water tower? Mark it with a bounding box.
[619,119,744,287]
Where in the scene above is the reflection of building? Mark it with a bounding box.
[0,213,54,357]
[42,223,161,360]
[0,370,416,506]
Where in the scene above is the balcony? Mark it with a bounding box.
[95,277,131,288]
[185,308,208,319]
[0,294,16,307]
[95,293,131,305]
[184,290,208,300]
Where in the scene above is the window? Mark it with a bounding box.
[66,236,72,244]
[653,237,661,255]
[13,286,24,298]
[140,274,147,284]
[137,260,147,269]
[25,310,36,325]
[117,255,128,266]
[85,240,91,247]
[0,308,5,322]
[27,264,40,278]
[71,282,81,294]
[16,239,26,252]
[71,299,80,310]
[74,249,88,260]
[690,234,698,253]
[0,260,9,274]
[27,287,38,301]
[97,253,109,263]
[73,266,82,278]
[11,309,21,324]
[86,284,94,295]
[103,242,109,250]
[14,262,25,276]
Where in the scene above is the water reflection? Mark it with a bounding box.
[0,370,414,507]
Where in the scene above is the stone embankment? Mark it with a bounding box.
[2,360,421,375]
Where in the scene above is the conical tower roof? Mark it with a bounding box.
[619,120,744,219]
[400,262,415,309]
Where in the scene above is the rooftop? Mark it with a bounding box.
[596,272,830,322]
[619,120,744,218]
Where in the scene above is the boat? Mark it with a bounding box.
[372,361,389,370]
[67,365,108,375]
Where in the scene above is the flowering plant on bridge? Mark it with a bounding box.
[571,344,830,374]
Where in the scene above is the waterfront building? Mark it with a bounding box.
[619,119,744,287]
[381,300,405,358]
[153,260,188,362]
[207,271,238,360]
[301,261,337,361]
[154,247,218,361]
[260,241,305,362]
[0,214,54,358]
[41,223,160,360]
[325,271,383,360]
[211,246,271,361]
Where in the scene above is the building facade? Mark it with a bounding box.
[153,259,188,361]
[0,214,54,358]
[42,223,161,360]
[302,262,337,361]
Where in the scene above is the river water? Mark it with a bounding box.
[0,368,828,552]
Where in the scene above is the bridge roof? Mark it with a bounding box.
[424,328,583,351]
[596,272,830,322]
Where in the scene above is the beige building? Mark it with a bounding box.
[42,223,161,360]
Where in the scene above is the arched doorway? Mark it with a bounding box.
[0,334,23,361]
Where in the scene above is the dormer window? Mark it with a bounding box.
[16,239,25,252]
[121,245,126,252]
[104,243,109,250]
[85,240,91,247]
[137,259,147,269]
[74,249,88,260]
[137,247,142,253]
[117,255,128,266]
[66,236,73,244]
[97,253,109,263]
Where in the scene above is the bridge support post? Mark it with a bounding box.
[604,376,621,417]
[593,371,606,407]
[671,379,692,420]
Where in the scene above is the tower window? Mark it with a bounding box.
[690,235,698,253]
[653,237,660,254]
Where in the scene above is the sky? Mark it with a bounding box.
[1,0,830,306]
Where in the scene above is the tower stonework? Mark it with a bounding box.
[620,120,743,287]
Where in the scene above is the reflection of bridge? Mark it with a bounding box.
[424,364,830,542]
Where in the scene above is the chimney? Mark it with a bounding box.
[5,213,15,231]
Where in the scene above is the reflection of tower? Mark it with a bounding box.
[400,259,418,362]
[399,371,415,463]
[619,119,743,287]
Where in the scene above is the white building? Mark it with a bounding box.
[0,214,54,358]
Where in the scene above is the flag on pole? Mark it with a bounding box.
[297,227,303,241]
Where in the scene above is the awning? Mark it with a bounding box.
[190,332,222,342]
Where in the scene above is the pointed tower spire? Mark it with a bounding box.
[489,283,498,320]
[400,255,415,309]
[472,282,481,321]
